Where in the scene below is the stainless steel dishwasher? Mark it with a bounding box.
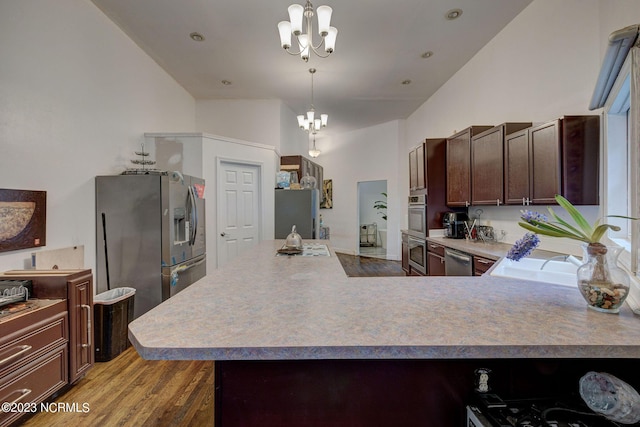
[444,248,473,276]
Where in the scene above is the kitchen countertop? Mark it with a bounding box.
[128,240,640,361]
[425,236,563,260]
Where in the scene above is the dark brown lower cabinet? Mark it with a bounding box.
[427,242,445,276]
[214,358,640,427]
[0,270,94,384]
[473,256,496,276]
[0,300,68,427]
[401,233,409,274]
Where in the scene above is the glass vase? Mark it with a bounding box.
[577,243,630,313]
[579,371,640,424]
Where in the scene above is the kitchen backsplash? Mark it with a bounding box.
[461,204,602,257]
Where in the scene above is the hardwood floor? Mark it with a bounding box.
[21,347,214,427]
[336,253,406,277]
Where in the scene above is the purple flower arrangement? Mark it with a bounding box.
[506,232,540,261]
[507,194,632,261]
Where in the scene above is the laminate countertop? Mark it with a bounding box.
[128,240,640,361]
[423,234,564,261]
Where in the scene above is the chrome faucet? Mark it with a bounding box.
[540,255,569,270]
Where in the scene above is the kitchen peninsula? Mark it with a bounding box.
[128,241,640,426]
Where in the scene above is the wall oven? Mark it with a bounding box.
[408,236,427,275]
[408,194,427,238]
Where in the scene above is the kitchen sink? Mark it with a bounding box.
[489,256,580,287]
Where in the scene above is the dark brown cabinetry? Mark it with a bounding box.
[407,139,448,228]
[409,143,425,192]
[529,116,600,205]
[446,126,492,207]
[280,155,323,188]
[401,233,409,274]
[426,242,446,276]
[471,123,531,206]
[424,138,448,230]
[504,128,532,205]
[473,256,496,276]
[0,270,94,384]
[0,299,68,427]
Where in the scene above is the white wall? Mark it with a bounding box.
[319,121,403,259]
[195,99,308,155]
[404,0,640,255]
[0,0,196,273]
[196,99,281,150]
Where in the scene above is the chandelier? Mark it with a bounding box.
[309,135,321,158]
[297,68,328,135]
[277,1,338,62]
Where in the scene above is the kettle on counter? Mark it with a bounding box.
[285,225,303,249]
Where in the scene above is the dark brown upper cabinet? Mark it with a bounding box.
[446,126,492,207]
[504,128,532,205]
[409,143,425,193]
[527,116,600,205]
[471,123,531,206]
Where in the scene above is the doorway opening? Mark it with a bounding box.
[357,180,387,259]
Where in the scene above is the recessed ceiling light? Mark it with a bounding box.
[402,79,412,85]
[221,80,232,85]
[190,32,205,42]
[445,9,463,20]
[421,51,434,59]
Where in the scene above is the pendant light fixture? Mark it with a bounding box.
[277,0,338,62]
[309,134,321,158]
[297,68,328,135]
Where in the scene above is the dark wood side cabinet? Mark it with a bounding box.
[529,116,600,205]
[446,126,493,207]
[280,155,323,188]
[471,123,531,206]
[0,270,94,384]
[0,299,68,427]
[426,241,446,276]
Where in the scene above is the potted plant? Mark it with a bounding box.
[507,194,635,313]
[373,192,387,221]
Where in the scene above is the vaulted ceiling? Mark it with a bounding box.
[91,0,533,136]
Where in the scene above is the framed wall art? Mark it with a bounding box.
[321,179,333,209]
[0,189,47,253]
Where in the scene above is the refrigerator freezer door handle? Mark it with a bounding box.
[188,185,197,246]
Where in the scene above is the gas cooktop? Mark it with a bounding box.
[276,243,330,257]
[470,394,622,427]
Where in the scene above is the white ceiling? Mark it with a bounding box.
[91,0,533,136]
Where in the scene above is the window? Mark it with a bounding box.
[604,47,640,276]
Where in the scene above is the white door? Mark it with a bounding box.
[217,161,261,267]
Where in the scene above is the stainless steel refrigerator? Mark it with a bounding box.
[95,172,206,319]
[274,189,319,239]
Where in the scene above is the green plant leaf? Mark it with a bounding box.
[518,222,590,242]
[547,206,590,240]
[554,194,593,236]
[525,218,588,239]
[591,224,621,242]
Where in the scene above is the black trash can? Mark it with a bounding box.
[93,287,136,362]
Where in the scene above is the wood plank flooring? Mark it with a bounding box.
[336,253,406,277]
[21,347,214,427]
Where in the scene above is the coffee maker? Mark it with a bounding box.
[442,212,469,239]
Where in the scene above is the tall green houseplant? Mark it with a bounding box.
[373,192,387,221]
